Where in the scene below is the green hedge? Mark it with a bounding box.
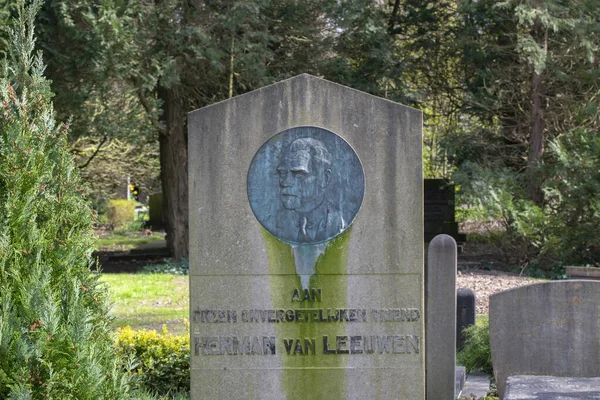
[115,326,190,397]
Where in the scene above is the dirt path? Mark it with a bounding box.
[457,269,544,314]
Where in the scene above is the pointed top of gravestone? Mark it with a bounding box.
[189,73,420,119]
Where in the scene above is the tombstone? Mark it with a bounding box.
[188,74,424,399]
[490,280,600,399]
[505,375,600,400]
[456,288,476,350]
[424,179,466,243]
[426,234,457,400]
[148,192,163,230]
[565,266,600,280]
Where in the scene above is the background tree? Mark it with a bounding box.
[36,0,338,259]
[32,0,600,267]
[452,0,600,265]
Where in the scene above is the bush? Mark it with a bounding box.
[115,326,190,397]
[107,199,136,228]
[0,2,135,398]
[457,317,493,374]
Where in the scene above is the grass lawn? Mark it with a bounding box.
[100,273,189,335]
[96,233,165,251]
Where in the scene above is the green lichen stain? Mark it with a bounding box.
[261,228,352,400]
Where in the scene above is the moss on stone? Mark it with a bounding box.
[261,228,352,399]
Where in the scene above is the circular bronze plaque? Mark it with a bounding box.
[247,126,365,245]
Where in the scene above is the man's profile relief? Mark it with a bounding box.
[275,138,345,243]
[247,126,364,245]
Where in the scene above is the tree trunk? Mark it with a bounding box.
[527,1,547,206]
[528,69,545,205]
[158,84,189,260]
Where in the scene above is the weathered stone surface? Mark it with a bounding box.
[505,375,600,400]
[490,280,600,399]
[426,234,457,400]
[188,74,424,400]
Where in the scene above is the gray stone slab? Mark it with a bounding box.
[489,280,600,399]
[188,74,424,400]
[426,234,457,400]
[456,366,466,397]
[505,375,600,400]
[461,372,491,399]
[566,266,600,280]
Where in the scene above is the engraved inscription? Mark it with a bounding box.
[191,292,422,358]
[283,338,317,355]
[196,336,277,356]
[322,335,420,355]
[291,288,322,302]
[193,335,421,356]
[192,307,421,323]
[247,126,365,245]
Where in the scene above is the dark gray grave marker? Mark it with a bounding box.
[456,288,476,350]
[424,179,465,243]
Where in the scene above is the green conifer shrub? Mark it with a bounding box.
[0,2,136,398]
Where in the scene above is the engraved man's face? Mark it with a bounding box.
[277,139,331,213]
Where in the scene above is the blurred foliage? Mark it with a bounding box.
[70,137,160,211]
[26,0,600,266]
[455,127,600,269]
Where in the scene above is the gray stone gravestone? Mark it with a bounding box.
[426,234,457,400]
[505,375,600,400]
[188,74,424,400]
[490,280,600,399]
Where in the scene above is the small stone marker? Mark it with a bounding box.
[505,375,600,400]
[455,366,466,397]
[426,234,457,400]
[456,288,475,350]
[188,74,424,400]
[490,280,600,398]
